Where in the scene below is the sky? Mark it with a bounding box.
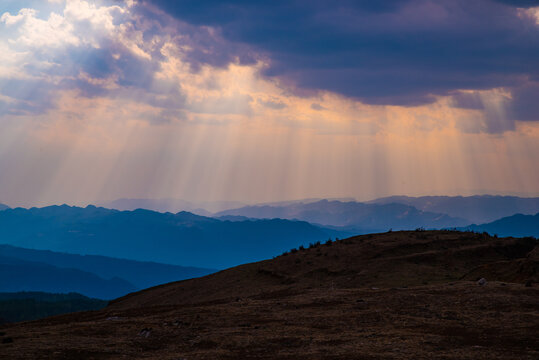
[0,0,538,207]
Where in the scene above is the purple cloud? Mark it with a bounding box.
[147,0,539,111]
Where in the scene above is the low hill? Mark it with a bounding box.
[0,204,9,211]
[0,257,136,299]
[215,200,469,232]
[462,213,539,238]
[0,292,107,324]
[0,205,344,269]
[110,230,537,309]
[368,195,539,224]
[0,245,215,290]
[2,231,537,359]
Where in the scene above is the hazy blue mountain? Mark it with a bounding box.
[0,204,9,211]
[368,195,539,224]
[0,292,107,323]
[257,198,357,207]
[100,198,245,215]
[0,245,215,290]
[0,256,136,299]
[462,213,539,238]
[215,200,469,232]
[0,205,344,269]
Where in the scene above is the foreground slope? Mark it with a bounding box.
[1,231,538,359]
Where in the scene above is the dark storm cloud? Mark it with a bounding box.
[507,82,539,122]
[147,0,539,108]
[451,92,485,110]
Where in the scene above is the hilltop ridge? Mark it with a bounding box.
[2,230,538,359]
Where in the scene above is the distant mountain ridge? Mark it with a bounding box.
[368,195,539,224]
[0,204,9,211]
[0,205,345,269]
[462,212,539,238]
[0,256,136,299]
[99,198,245,215]
[215,200,469,232]
[0,244,215,290]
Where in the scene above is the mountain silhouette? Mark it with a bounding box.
[215,199,469,232]
[0,256,136,299]
[368,195,539,224]
[0,205,345,269]
[100,198,246,215]
[462,212,539,238]
[0,244,215,290]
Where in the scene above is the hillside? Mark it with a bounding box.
[110,230,537,309]
[1,231,537,359]
[368,195,539,224]
[0,204,9,211]
[0,205,344,269]
[215,200,469,232]
[0,245,215,290]
[463,213,539,238]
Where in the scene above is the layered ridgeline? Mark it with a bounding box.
[215,199,470,232]
[0,205,345,269]
[0,256,135,299]
[367,195,539,224]
[99,199,246,217]
[0,245,215,299]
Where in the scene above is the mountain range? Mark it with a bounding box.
[0,256,135,299]
[367,195,539,224]
[99,198,245,216]
[215,199,470,232]
[0,205,344,269]
[0,244,215,298]
[462,213,539,238]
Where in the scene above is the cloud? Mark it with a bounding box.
[506,82,539,122]
[0,0,185,120]
[451,92,485,110]
[148,0,539,108]
[258,98,286,110]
